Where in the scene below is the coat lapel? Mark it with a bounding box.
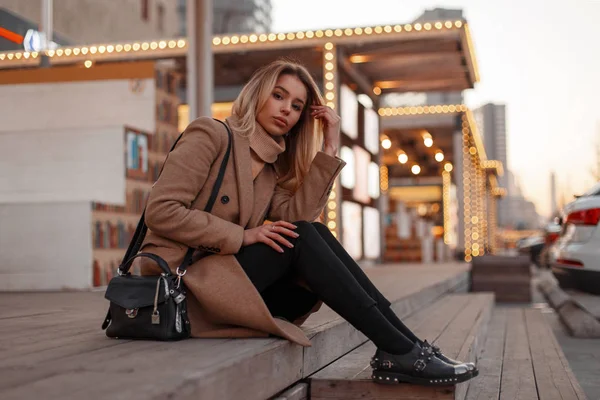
[247,165,277,228]
[226,118,254,228]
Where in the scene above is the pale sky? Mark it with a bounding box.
[271,0,600,217]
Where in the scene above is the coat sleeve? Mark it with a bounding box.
[267,151,346,223]
[144,117,244,255]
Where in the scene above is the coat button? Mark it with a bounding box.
[221,195,230,204]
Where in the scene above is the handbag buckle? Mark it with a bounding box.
[126,308,139,318]
[175,267,186,289]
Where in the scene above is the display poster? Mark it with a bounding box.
[125,129,148,180]
[368,162,380,199]
[340,146,356,189]
[340,84,358,139]
[364,108,379,154]
[396,201,410,239]
[342,201,363,259]
[353,146,371,203]
[363,206,381,259]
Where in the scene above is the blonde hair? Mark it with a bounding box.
[231,59,325,192]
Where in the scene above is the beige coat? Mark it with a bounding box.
[140,116,345,346]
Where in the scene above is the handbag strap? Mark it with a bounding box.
[117,119,233,276]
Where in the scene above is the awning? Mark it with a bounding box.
[0,19,479,95]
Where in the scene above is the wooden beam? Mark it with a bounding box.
[370,64,467,80]
[337,50,378,103]
[353,51,457,68]
[460,23,480,83]
[348,38,459,61]
[376,78,467,93]
[357,55,463,79]
[0,60,155,85]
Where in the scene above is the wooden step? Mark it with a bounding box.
[471,255,531,277]
[309,293,495,400]
[0,263,470,400]
[470,256,532,303]
[472,275,532,303]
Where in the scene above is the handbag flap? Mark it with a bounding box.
[105,275,170,309]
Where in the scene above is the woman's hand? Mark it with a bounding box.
[242,221,299,253]
[311,105,340,156]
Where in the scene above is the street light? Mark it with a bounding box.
[381,135,391,149]
[397,150,408,164]
[422,131,433,147]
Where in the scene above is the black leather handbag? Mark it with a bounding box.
[101,119,233,341]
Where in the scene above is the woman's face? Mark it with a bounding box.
[256,73,308,137]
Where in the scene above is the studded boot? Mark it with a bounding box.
[419,340,479,377]
[370,342,473,386]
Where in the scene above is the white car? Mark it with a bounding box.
[551,182,600,294]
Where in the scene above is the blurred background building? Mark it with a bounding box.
[0,0,272,51]
[474,102,540,229]
[0,2,506,288]
[178,0,272,35]
[0,0,180,51]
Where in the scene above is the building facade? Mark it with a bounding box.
[0,12,485,289]
[474,103,510,225]
[0,0,179,50]
[178,0,272,35]
[0,60,182,290]
[474,104,508,180]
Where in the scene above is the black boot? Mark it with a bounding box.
[419,340,479,377]
[370,342,473,386]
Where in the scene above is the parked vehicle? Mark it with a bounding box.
[551,182,600,294]
[537,222,562,269]
[517,235,545,267]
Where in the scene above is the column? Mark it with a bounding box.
[452,126,465,257]
[322,42,341,239]
[186,0,213,119]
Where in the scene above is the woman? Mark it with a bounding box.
[140,59,477,386]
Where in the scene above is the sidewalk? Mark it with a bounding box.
[534,268,600,399]
[545,309,600,399]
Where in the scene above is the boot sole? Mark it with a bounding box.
[372,370,473,386]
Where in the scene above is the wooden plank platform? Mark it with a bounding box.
[465,308,587,400]
[309,293,494,400]
[309,303,587,400]
[0,263,469,400]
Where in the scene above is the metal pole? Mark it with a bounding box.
[41,0,53,50]
[186,0,213,120]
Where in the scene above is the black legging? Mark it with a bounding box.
[235,221,419,355]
